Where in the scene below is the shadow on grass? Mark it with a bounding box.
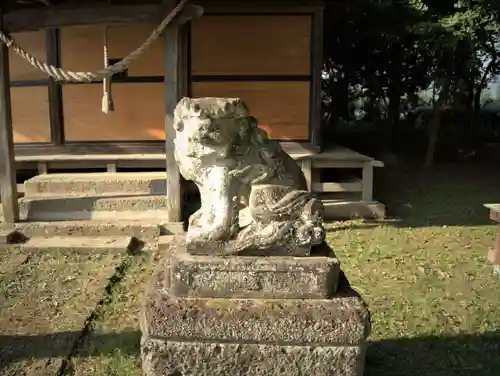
[366,331,500,376]
[375,164,500,228]
[325,222,381,232]
[2,330,500,375]
[0,331,141,365]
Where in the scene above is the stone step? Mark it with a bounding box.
[1,219,184,240]
[320,198,386,220]
[24,172,167,197]
[15,194,169,221]
[22,235,139,254]
[169,239,340,299]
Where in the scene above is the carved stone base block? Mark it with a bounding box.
[141,338,367,376]
[185,238,311,257]
[169,242,340,299]
[140,237,371,376]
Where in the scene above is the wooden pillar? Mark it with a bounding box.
[0,13,19,223]
[46,28,64,146]
[164,0,187,222]
[310,6,324,150]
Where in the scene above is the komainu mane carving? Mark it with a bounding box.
[173,97,325,255]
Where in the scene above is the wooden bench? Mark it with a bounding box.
[13,145,386,220]
[484,203,500,277]
[15,153,169,173]
[297,146,385,220]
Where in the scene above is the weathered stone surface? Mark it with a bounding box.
[141,337,367,376]
[141,268,370,346]
[22,236,139,254]
[173,97,325,255]
[3,220,162,240]
[13,194,169,222]
[169,243,340,299]
[24,172,167,197]
[185,238,311,257]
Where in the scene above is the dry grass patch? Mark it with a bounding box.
[69,250,160,376]
[0,246,124,376]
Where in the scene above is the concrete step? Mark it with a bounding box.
[322,199,386,220]
[22,235,140,254]
[24,172,167,197]
[1,219,184,240]
[16,194,169,221]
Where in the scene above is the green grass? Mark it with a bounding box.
[337,163,500,376]
[327,221,500,375]
[2,163,500,375]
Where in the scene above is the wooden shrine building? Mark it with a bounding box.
[0,0,385,225]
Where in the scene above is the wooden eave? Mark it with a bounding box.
[3,0,324,33]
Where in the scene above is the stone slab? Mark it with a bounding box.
[0,220,183,240]
[322,199,386,220]
[24,172,167,197]
[22,235,139,254]
[186,239,311,257]
[3,220,162,240]
[141,337,366,376]
[16,194,169,221]
[141,267,371,346]
[169,244,340,299]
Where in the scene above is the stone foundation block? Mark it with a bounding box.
[140,236,371,376]
[169,245,340,299]
[142,269,370,346]
[141,337,367,376]
[186,239,311,257]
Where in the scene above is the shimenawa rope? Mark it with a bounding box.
[102,25,114,113]
[0,0,189,83]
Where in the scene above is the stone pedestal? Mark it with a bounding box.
[140,236,371,376]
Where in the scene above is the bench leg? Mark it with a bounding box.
[107,162,117,173]
[362,163,373,201]
[489,224,500,277]
[37,162,48,175]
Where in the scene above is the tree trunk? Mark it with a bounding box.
[425,106,441,168]
[425,82,450,168]
[386,46,403,152]
[387,88,401,152]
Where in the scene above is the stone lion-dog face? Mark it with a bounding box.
[173,97,254,162]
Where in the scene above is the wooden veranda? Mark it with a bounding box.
[0,0,200,223]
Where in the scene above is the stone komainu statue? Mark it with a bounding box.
[173,97,325,255]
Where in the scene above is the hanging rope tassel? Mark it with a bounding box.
[102,25,114,114]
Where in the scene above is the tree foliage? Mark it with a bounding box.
[323,0,500,164]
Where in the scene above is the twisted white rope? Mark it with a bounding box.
[102,25,114,113]
[0,0,189,83]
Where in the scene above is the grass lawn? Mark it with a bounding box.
[328,222,500,375]
[0,246,124,376]
[1,163,500,375]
